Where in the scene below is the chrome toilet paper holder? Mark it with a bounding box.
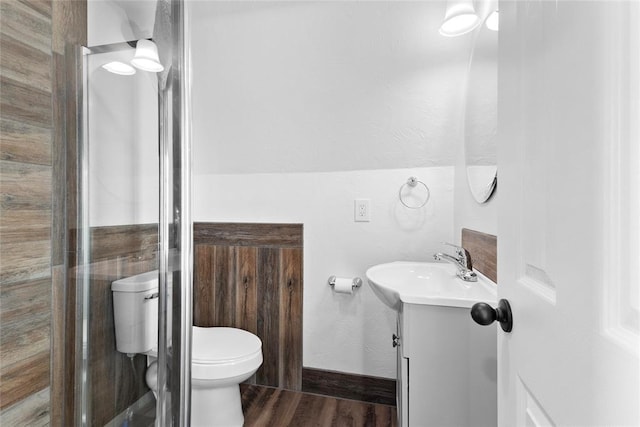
[328,275,363,289]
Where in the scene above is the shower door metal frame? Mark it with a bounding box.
[75,44,91,427]
[156,0,192,425]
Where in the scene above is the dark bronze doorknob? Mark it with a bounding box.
[471,299,513,333]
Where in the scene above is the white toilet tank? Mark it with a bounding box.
[112,270,159,355]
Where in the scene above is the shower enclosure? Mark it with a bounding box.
[73,1,191,425]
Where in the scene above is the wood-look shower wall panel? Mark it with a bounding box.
[2,0,88,423]
[0,0,59,423]
[194,223,303,391]
[0,13,54,415]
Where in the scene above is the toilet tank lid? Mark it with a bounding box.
[112,270,158,292]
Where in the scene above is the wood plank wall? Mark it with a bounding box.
[0,1,86,425]
[194,223,303,390]
[461,228,497,283]
[0,5,54,421]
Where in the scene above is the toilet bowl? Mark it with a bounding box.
[146,327,262,427]
[192,326,262,426]
[112,272,263,427]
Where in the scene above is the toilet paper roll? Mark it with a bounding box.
[333,277,354,295]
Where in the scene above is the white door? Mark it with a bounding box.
[497,0,639,425]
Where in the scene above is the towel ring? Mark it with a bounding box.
[399,177,430,209]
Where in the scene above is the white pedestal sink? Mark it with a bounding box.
[365,261,497,310]
[365,261,498,427]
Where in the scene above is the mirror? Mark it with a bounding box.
[464,13,498,203]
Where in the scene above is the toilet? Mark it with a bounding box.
[112,271,263,427]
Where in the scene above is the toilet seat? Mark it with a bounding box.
[191,327,262,380]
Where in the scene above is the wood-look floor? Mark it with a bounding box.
[241,385,398,427]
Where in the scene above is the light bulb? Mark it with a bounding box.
[439,0,480,37]
[102,61,136,75]
[486,9,499,31]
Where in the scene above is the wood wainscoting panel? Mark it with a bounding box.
[301,368,397,406]
[461,228,497,283]
[256,247,281,387]
[194,223,303,391]
[279,248,303,390]
[195,222,303,248]
[235,246,258,335]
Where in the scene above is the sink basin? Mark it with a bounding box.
[365,261,497,311]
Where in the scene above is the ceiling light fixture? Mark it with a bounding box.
[102,61,136,76]
[439,0,481,37]
[131,39,164,73]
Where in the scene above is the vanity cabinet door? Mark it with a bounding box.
[402,303,496,427]
[406,304,469,426]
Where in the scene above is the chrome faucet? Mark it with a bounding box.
[433,242,477,282]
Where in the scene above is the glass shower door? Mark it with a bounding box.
[74,1,191,425]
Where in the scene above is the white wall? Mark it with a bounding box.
[191,1,471,378]
[88,0,156,47]
[453,137,498,240]
[195,167,454,377]
[191,1,470,175]
[87,0,160,227]
[453,6,498,241]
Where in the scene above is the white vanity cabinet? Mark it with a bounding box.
[396,303,497,427]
